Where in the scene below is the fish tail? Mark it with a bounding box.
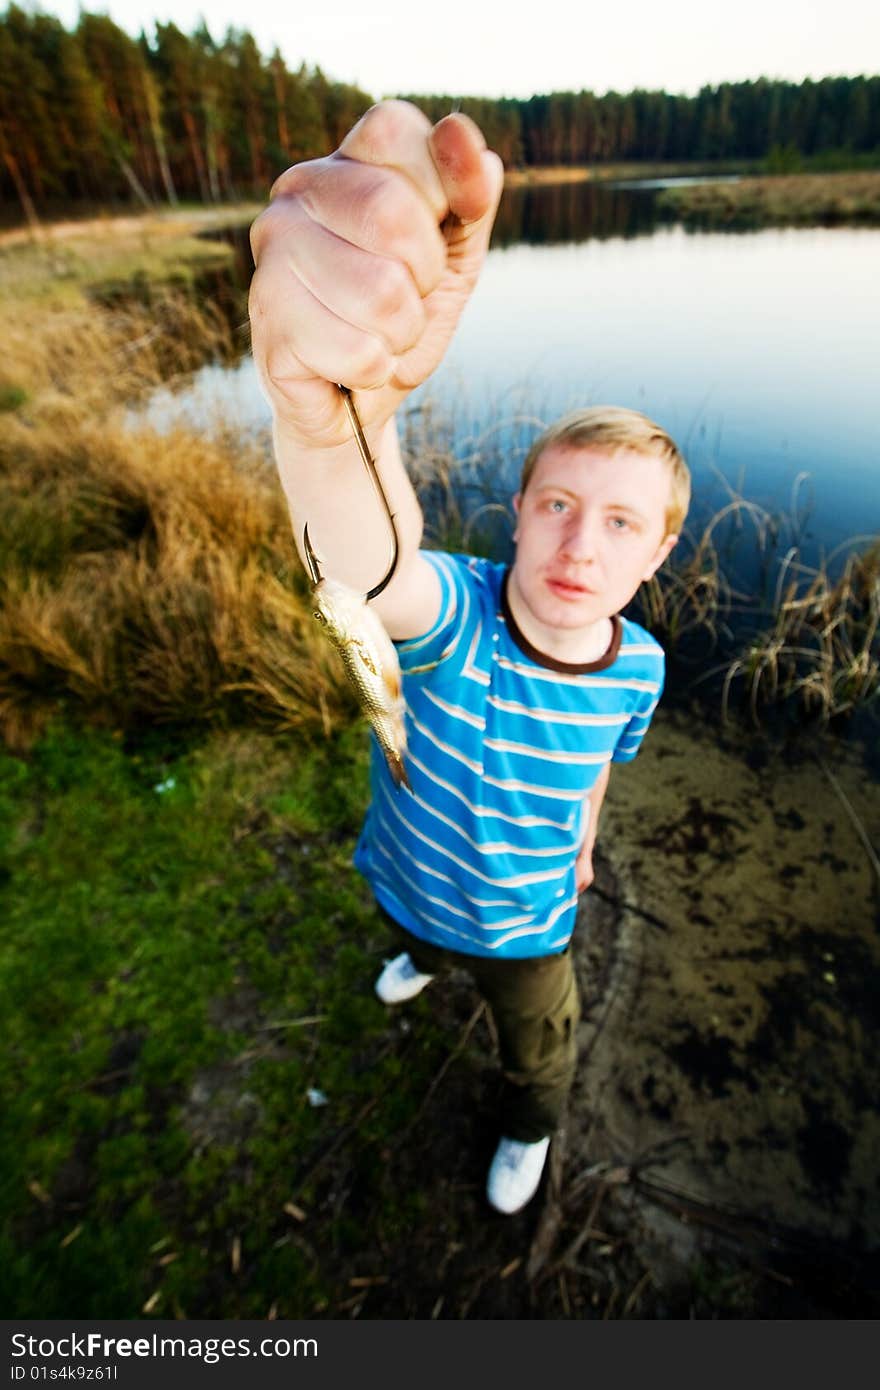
[386,749,411,791]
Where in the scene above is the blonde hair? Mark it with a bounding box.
[520,406,690,535]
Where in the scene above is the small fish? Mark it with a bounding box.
[310,574,410,790]
[302,385,410,787]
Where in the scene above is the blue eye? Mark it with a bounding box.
[548,499,567,513]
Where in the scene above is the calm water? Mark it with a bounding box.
[152,181,880,561]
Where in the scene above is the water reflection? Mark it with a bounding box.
[184,200,879,571]
[491,180,664,247]
[201,177,696,269]
[490,176,740,247]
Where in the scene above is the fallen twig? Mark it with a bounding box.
[259,1015,328,1030]
[622,1268,653,1318]
[402,1002,486,1133]
[290,1097,379,1198]
[588,884,672,932]
[815,756,880,883]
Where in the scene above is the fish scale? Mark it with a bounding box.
[311,576,411,790]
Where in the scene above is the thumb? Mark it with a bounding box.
[429,113,504,259]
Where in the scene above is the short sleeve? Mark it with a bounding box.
[394,551,481,686]
[611,660,665,762]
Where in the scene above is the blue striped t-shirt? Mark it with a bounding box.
[353,552,664,959]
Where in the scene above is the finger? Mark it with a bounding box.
[269,156,446,298]
[337,100,449,222]
[249,261,393,395]
[429,113,505,226]
[265,201,426,357]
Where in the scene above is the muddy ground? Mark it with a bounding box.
[561,705,880,1315]
[181,706,879,1318]
[288,706,879,1319]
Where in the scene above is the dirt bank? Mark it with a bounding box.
[560,706,879,1308]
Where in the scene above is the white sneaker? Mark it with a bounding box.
[374,952,435,1005]
[486,1135,551,1214]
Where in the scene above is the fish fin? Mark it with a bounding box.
[353,638,380,678]
[381,661,402,702]
[387,751,411,791]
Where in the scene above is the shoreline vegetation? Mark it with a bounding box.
[657,170,880,226]
[0,227,878,750]
[2,165,879,271]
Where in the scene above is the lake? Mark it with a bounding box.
[148,179,880,565]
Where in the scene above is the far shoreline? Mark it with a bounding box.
[8,161,880,246]
[502,160,749,186]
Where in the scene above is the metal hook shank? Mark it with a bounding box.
[337,386,400,601]
[301,387,401,601]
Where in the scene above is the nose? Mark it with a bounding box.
[559,510,598,565]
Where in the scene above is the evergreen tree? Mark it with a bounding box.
[1,5,878,224]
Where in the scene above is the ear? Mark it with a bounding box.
[512,491,521,540]
[641,533,678,582]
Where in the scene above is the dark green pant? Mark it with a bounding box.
[383,912,581,1143]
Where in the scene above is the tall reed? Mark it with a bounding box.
[721,541,879,723]
[1,291,876,747]
[0,293,357,749]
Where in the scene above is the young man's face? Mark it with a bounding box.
[510,443,679,638]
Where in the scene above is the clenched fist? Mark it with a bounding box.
[249,100,504,453]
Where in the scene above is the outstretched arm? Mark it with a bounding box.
[248,100,504,639]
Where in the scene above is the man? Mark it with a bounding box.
[249,100,689,1213]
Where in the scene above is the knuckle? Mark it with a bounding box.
[348,335,392,389]
[269,157,321,200]
[247,273,271,333]
[358,99,431,150]
[249,199,293,264]
[359,174,409,249]
[249,205,273,262]
[263,346,300,401]
[369,258,411,322]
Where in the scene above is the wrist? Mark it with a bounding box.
[273,411,396,462]
[272,411,400,489]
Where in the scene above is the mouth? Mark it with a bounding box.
[546,576,595,600]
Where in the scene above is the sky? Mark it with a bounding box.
[45,0,880,100]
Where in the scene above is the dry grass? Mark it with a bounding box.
[657,171,880,227]
[637,532,724,653]
[0,291,235,414]
[721,540,880,723]
[0,295,357,750]
[401,394,541,555]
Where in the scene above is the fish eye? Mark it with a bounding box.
[313,610,326,624]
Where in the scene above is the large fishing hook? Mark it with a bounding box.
[302,385,400,599]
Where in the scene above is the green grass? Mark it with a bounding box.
[0,207,258,311]
[0,717,453,1317]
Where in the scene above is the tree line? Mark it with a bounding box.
[0,6,373,226]
[408,79,880,168]
[1,5,878,226]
